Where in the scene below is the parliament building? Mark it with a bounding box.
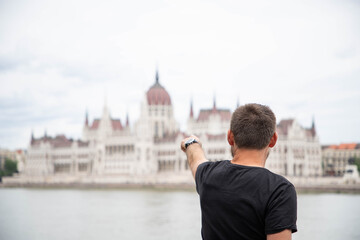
[23,71,322,182]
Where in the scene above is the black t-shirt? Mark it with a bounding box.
[195,160,297,240]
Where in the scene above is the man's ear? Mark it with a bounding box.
[268,132,278,148]
[227,130,235,146]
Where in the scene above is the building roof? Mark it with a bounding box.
[90,119,100,129]
[146,83,171,106]
[16,149,23,154]
[327,143,359,150]
[89,119,123,131]
[305,129,314,138]
[194,97,231,122]
[277,119,294,135]
[146,71,171,106]
[31,135,89,148]
[277,119,316,137]
[111,119,123,130]
[197,108,231,122]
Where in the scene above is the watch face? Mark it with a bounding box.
[185,138,197,149]
[185,138,196,145]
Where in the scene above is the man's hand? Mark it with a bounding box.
[180,135,207,178]
[180,135,202,152]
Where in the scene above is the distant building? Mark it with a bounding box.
[267,119,322,177]
[187,98,231,136]
[322,143,360,176]
[186,97,232,162]
[23,70,322,180]
[24,70,182,177]
[25,134,94,176]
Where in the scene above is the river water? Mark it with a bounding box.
[0,188,359,240]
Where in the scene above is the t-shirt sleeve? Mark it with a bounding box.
[264,183,297,234]
[195,161,212,194]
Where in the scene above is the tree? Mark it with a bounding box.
[0,157,18,177]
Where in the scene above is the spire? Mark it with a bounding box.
[44,129,47,139]
[155,68,159,84]
[212,94,217,112]
[312,115,315,129]
[311,116,316,137]
[236,97,240,109]
[31,130,34,144]
[190,99,194,119]
[85,110,89,126]
[126,112,129,127]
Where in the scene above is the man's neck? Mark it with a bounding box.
[231,148,268,168]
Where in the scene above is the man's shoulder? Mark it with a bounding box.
[196,160,229,181]
[267,169,294,185]
[197,159,229,169]
[264,169,296,195]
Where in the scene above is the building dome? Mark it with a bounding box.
[146,71,172,105]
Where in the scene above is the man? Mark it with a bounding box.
[181,103,297,240]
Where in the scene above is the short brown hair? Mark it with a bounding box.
[230,103,276,149]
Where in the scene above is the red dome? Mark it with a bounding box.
[146,82,171,105]
[146,71,172,105]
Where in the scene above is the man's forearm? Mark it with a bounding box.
[185,144,207,178]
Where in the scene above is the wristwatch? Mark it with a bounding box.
[185,138,199,149]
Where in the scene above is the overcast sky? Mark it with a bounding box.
[0,0,359,150]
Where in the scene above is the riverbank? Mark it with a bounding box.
[1,174,360,193]
[0,173,196,191]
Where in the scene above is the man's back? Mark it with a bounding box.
[181,104,298,239]
[196,160,297,240]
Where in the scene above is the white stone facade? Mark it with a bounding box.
[23,72,322,180]
[24,135,95,176]
[266,119,322,177]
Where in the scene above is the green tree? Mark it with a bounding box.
[2,157,18,177]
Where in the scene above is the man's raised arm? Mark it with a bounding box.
[180,135,208,178]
